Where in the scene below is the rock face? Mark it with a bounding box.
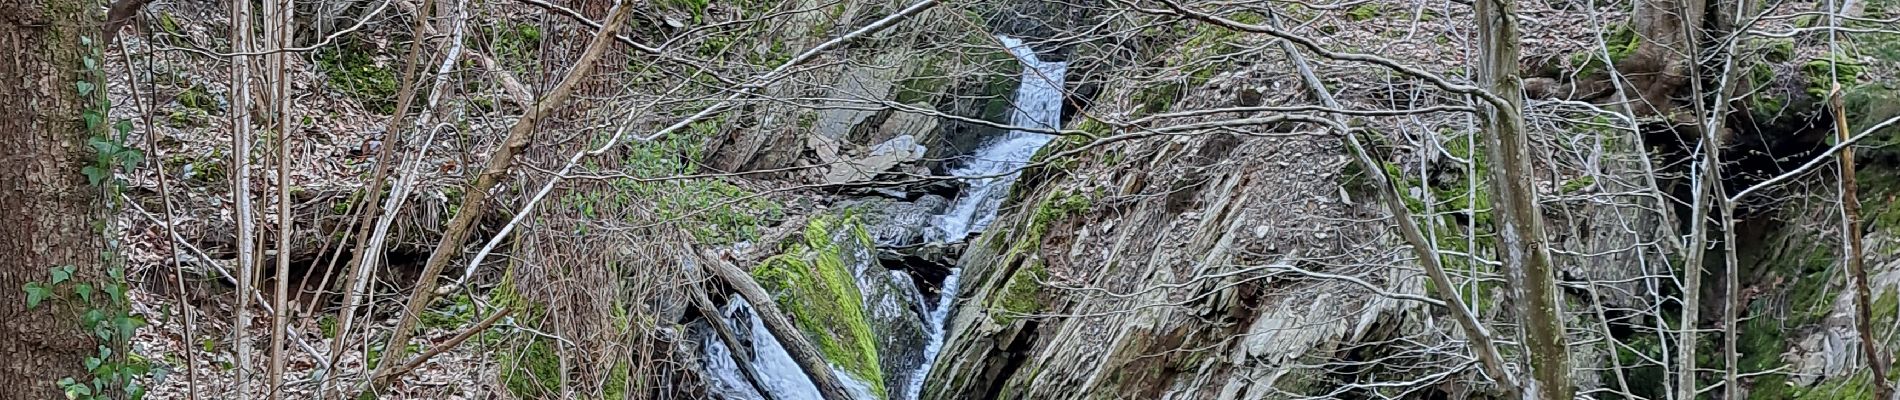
[700,0,1030,181]
[825,135,931,185]
[920,126,1442,399]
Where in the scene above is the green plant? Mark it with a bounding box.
[23,34,153,400]
[315,36,400,113]
[1346,3,1384,21]
[24,264,150,400]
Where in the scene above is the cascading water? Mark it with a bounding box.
[702,300,880,400]
[904,35,1066,400]
[926,36,1070,244]
[701,34,1065,400]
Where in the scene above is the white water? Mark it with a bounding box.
[901,35,1067,400]
[900,268,961,400]
[926,35,1070,244]
[703,34,1066,400]
[703,300,880,400]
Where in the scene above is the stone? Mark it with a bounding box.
[847,194,949,247]
[824,134,929,184]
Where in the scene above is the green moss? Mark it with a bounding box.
[177,84,215,112]
[1033,190,1091,228]
[895,56,948,105]
[990,259,1048,325]
[1345,3,1384,21]
[1559,176,1595,194]
[749,216,886,397]
[500,337,561,398]
[1802,54,1867,98]
[1134,82,1184,116]
[157,12,182,35]
[1725,237,1839,398]
[1570,24,1640,77]
[1765,38,1797,63]
[492,265,559,398]
[315,36,399,114]
[603,361,631,399]
[419,292,479,329]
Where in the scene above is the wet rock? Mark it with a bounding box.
[749,216,929,398]
[878,242,964,301]
[845,195,950,247]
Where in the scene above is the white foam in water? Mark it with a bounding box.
[703,300,879,400]
[704,34,1066,400]
[904,35,1066,400]
[927,35,1070,243]
[902,268,962,400]
[704,301,822,400]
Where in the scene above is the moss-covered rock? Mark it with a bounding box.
[750,216,889,397]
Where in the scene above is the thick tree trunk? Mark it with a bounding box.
[1474,0,1574,398]
[0,0,103,398]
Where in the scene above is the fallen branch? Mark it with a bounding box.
[367,308,514,389]
[689,281,780,400]
[701,249,855,400]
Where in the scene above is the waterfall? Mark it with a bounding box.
[926,35,1070,244]
[904,35,1067,399]
[702,301,880,400]
[900,268,961,400]
[701,34,1065,400]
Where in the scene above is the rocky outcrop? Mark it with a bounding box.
[921,122,1444,398]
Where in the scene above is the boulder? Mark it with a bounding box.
[825,134,929,184]
[844,194,949,247]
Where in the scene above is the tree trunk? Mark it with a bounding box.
[0,0,103,398]
[1474,0,1574,398]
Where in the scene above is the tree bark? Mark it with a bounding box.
[1838,85,1892,399]
[1474,0,1574,398]
[0,0,103,398]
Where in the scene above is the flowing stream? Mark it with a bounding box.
[702,35,1066,400]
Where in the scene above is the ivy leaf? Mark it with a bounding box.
[82,111,103,132]
[81,309,104,330]
[114,315,146,334]
[23,283,50,309]
[113,120,133,138]
[84,357,101,372]
[75,81,94,97]
[49,266,71,284]
[103,283,125,303]
[81,166,107,186]
[74,283,93,305]
[88,137,120,157]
